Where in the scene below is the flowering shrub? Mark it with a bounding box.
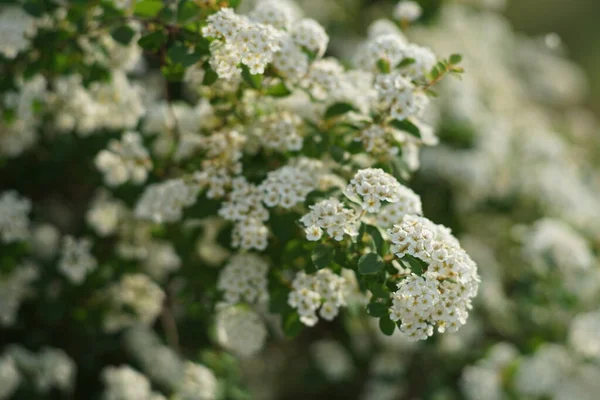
[0,0,598,399]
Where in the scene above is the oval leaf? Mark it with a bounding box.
[358,253,384,275]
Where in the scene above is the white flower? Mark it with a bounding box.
[0,355,20,399]
[288,269,348,326]
[0,6,36,59]
[134,179,199,223]
[86,192,127,236]
[394,1,423,22]
[0,263,38,327]
[0,191,31,243]
[217,253,269,305]
[216,306,267,357]
[345,168,406,212]
[311,340,354,381]
[34,348,76,393]
[95,131,152,187]
[174,362,218,400]
[249,0,298,30]
[387,215,479,340]
[103,274,165,333]
[291,19,329,58]
[568,311,600,360]
[300,198,358,242]
[102,365,164,400]
[260,165,315,209]
[58,236,97,284]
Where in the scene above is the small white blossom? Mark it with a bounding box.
[300,198,358,241]
[103,274,165,333]
[217,253,269,305]
[174,362,218,400]
[58,236,97,284]
[102,365,164,400]
[95,131,152,187]
[288,269,348,326]
[0,191,31,243]
[291,19,329,58]
[345,168,406,212]
[394,1,423,23]
[260,166,315,209]
[216,306,267,357]
[0,263,38,327]
[0,354,20,400]
[134,179,199,223]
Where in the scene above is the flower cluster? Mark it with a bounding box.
[376,186,423,227]
[2,345,76,396]
[0,263,38,326]
[0,191,31,243]
[0,6,36,59]
[252,111,303,152]
[134,179,199,223]
[345,168,405,212]
[103,274,165,333]
[95,131,152,187]
[58,236,98,284]
[300,198,358,241]
[217,253,269,305]
[216,306,267,357]
[101,365,165,400]
[260,166,315,209]
[288,269,348,326]
[219,177,269,250]
[387,215,479,340]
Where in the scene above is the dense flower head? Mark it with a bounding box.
[101,365,165,400]
[394,1,423,22]
[376,186,423,227]
[217,253,269,305]
[175,362,218,400]
[252,110,304,152]
[0,6,36,59]
[216,306,267,357]
[374,72,429,120]
[288,269,348,326]
[568,311,600,360]
[103,274,165,333]
[0,262,38,326]
[0,191,31,243]
[345,168,406,212]
[249,0,297,30]
[300,198,358,241]
[260,165,315,209]
[387,215,479,339]
[202,8,284,76]
[134,179,199,223]
[290,18,329,58]
[0,354,20,399]
[58,236,98,284]
[95,131,152,187]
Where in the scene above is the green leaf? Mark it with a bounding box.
[229,0,243,8]
[365,225,384,254]
[330,145,346,163]
[241,65,262,89]
[324,102,357,120]
[368,281,390,299]
[177,0,200,23]
[23,1,43,17]
[134,0,163,17]
[449,54,463,64]
[358,253,384,275]
[377,58,391,73]
[168,44,202,67]
[312,244,334,270]
[389,119,421,138]
[379,315,396,336]
[138,31,167,51]
[202,63,219,86]
[111,25,136,45]
[397,57,416,68]
[266,82,292,97]
[283,313,304,338]
[402,254,426,275]
[367,302,389,318]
